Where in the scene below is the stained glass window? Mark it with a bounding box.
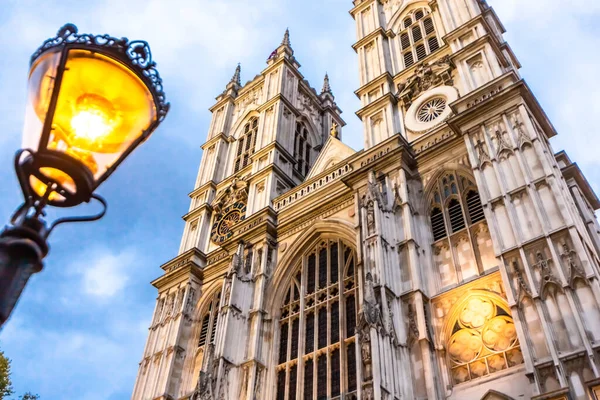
[446,294,524,384]
[276,239,359,399]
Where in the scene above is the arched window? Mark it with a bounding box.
[294,122,312,176]
[430,172,494,286]
[192,290,221,388]
[445,293,523,385]
[276,239,359,399]
[234,117,258,173]
[198,290,221,349]
[398,8,441,69]
[429,173,484,241]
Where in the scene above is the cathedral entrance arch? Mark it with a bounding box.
[268,223,360,400]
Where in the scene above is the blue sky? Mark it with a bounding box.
[0,0,598,399]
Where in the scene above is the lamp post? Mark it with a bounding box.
[0,23,169,327]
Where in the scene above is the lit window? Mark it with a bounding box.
[234,117,258,173]
[446,293,523,384]
[398,8,441,70]
[276,239,359,399]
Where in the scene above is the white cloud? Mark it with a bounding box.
[78,249,137,298]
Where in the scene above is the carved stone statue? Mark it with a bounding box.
[330,122,339,138]
[534,251,562,298]
[561,243,587,287]
[397,55,455,107]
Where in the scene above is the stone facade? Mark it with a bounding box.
[131,1,600,399]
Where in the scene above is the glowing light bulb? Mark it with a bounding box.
[71,109,112,140]
[70,94,116,142]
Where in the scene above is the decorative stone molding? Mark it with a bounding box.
[397,55,455,108]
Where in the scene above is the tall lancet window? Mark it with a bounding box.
[430,172,496,288]
[234,117,259,173]
[294,122,312,176]
[398,7,441,70]
[276,239,359,400]
[192,290,221,387]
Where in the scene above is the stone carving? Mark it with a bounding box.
[407,303,420,346]
[392,183,403,211]
[397,55,455,107]
[236,86,263,118]
[231,241,245,276]
[511,114,532,148]
[330,122,339,138]
[362,385,374,400]
[244,246,253,275]
[266,247,273,276]
[185,287,197,315]
[363,273,384,329]
[194,344,216,400]
[534,251,562,299]
[475,139,491,166]
[366,200,376,236]
[511,261,532,302]
[493,125,513,158]
[560,243,587,288]
[256,249,263,275]
[359,322,373,380]
[296,91,320,128]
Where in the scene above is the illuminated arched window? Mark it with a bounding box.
[398,8,441,69]
[234,117,258,173]
[446,292,523,385]
[192,290,221,384]
[294,122,312,176]
[276,239,359,399]
[430,172,495,286]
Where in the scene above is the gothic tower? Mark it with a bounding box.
[132,2,600,400]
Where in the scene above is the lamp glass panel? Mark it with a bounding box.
[23,50,61,152]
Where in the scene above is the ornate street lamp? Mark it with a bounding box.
[0,23,169,327]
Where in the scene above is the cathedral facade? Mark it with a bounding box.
[131,1,600,399]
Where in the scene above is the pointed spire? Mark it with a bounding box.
[321,73,332,94]
[230,63,241,86]
[281,28,291,47]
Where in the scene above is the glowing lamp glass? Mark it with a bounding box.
[23,48,157,200]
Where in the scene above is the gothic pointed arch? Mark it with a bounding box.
[293,116,318,177]
[186,281,223,393]
[266,220,359,400]
[387,0,430,32]
[481,389,516,400]
[231,115,259,174]
[426,167,497,288]
[388,2,442,70]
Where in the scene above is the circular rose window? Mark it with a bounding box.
[404,86,459,136]
[417,97,447,123]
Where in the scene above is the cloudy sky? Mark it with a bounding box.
[0,0,598,398]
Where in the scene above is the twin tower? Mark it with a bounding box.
[132,1,600,400]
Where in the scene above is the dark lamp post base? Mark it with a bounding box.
[0,218,48,327]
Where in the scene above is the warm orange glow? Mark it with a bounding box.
[29,167,76,202]
[25,48,157,198]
